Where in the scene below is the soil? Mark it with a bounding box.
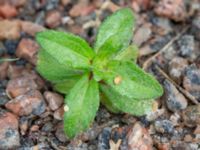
[0,0,200,150]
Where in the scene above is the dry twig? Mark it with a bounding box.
[155,65,199,104]
[142,26,190,70]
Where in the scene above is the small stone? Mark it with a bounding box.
[5,90,46,116]
[0,61,9,79]
[19,117,28,135]
[127,122,153,150]
[154,120,174,134]
[154,0,186,22]
[182,105,200,127]
[3,39,19,55]
[0,89,9,106]
[168,57,188,84]
[55,122,68,142]
[21,21,45,36]
[30,125,40,132]
[0,108,20,149]
[45,10,61,28]
[98,127,111,150]
[191,13,200,40]
[16,38,39,64]
[53,106,64,120]
[178,35,195,58]
[0,3,18,18]
[183,65,200,101]
[44,91,64,111]
[41,122,54,132]
[164,79,188,112]
[61,0,70,6]
[0,20,21,40]
[133,23,152,47]
[6,76,39,98]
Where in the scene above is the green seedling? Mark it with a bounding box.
[36,8,163,138]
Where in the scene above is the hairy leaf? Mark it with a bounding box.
[64,74,99,138]
[103,61,163,100]
[36,30,94,70]
[100,84,155,116]
[37,49,84,82]
[53,75,81,94]
[114,45,138,62]
[94,8,134,66]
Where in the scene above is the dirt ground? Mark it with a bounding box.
[0,0,200,150]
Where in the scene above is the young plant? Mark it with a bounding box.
[36,8,163,138]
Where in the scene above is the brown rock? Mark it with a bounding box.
[168,57,188,84]
[21,21,45,36]
[61,0,70,6]
[44,91,64,111]
[127,122,153,150]
[30,125,40,132]
[5,90,46,116]
[154,0,186,22]
[55,122,68,142]
[16,38,39,64]
[0,3,18,18]
[19,117,28,135]
[7,65,26,79]
[133,23,152,47]
[53,105,64,120]
[0,61,9,79]
[6,76,38,98]
[182,105,200,127]
[132,0,151,12]
[0,20,21,40]
[0,109,20,149]
[45,10,61,28]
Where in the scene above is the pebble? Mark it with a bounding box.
[154,120,174,134]
[133,23,152,47]
[164,79,188,112]
[0,3,18,18]
[168,57,188,84]
[19,117,28,135]
[53,105,64,120]
[0,108,20,149]
[182,105,200,127]
[178,35,195,59]
[21,21,45,36]
[5,90,46,116]
[16,38,39,64]
[0,89,9,106]
[4,39,19,55]
[44,91,64,111]
[0,61,9,79]
[55,122,68,142]
[191,13,200,40]
[183,65,200,101]
[127,122,153,150]
[45,10,61,28]
[6,76,39,98]
[98,127,111,150]
[154,0,186,22]
[0,20,21,40]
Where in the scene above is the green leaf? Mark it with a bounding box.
[93,8,135,67]
[103,61,163,100]
[94,8,134,53]
[53,75,81,94]
[64,74,99,138]
[100,84,155,116]
[36,30,95,70]
[37,49,84,82]
[114,45,138,62]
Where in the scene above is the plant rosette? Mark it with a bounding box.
[36,8,163,138]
